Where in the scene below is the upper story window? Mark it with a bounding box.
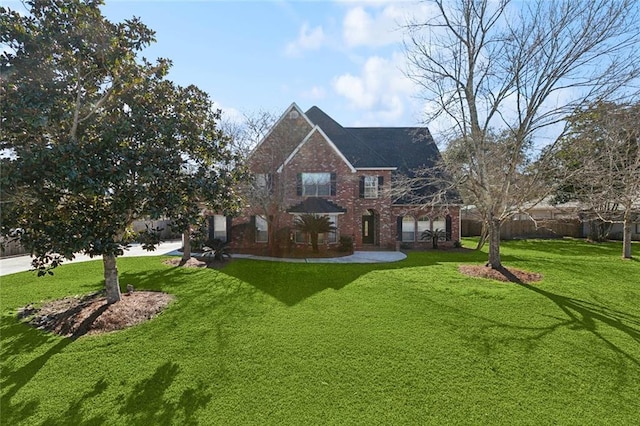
[364,176,378,198]
[254,173,272,193]
[300,172,331,196]
[359,175,383,199]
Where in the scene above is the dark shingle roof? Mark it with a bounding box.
[287,197,347,214]
[305,106,440,172]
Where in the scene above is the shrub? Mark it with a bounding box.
[338,235,354,252]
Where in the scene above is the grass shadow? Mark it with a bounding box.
[42,379,109,426]
[218,248,506,306]
[1,323,72,421]
[517,282,640,366]
[117,362,211,425]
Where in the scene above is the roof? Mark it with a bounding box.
[287,197,347,214]
[305,106,440,172]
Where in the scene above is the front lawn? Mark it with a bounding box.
[1,239,638,425]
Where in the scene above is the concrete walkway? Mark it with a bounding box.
[1,243,406,277]
[223,251,406,264]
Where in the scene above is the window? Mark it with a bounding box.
[255,173,270,191]
[364,176,378,198]
[402,215,416,242]
[432,217,446,232]
[417,216,430,239]
[293,214,338,244]
[212,215,227,241]
[301,172,331,196]
[255,215,268,242]
[327,214,338,243]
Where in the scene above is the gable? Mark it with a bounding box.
[247,103,314,172]
[277,126,356,173]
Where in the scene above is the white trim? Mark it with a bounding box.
[247,102,314,160]
[277,125,357,173]
[356,167,397,171]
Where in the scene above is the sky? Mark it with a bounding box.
[9,0,429,128]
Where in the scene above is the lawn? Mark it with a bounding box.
[1,239,639,425]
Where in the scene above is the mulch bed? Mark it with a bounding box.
[18,290,174,339]
[458,265,542,284]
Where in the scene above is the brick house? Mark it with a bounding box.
[209,103,461,254]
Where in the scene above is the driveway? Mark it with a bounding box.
[0,241,183,277]
[1,242,407,277]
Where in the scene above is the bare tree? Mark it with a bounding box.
[404,0,640,268]
[554,102,640,259]
[226,109,309,255]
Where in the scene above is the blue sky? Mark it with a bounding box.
[93,0,427,127]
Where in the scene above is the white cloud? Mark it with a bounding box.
[343,5,404,48]
[301,85,327,100]
[285,23,326,57]
[332,52,415,125]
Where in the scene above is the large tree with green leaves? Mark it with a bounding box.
[0,0,244,302]
[404,0,640,269]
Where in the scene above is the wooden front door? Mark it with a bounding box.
[362,215,375,244]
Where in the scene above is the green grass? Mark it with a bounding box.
[1,238,639,425]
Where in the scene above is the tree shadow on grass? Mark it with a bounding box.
[0,321,71,424]
[42,379,109,426]
[117,362,211,426]
[493,266,640,367]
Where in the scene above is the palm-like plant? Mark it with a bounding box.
[293,214,336,253]
[421,228,447,249]
[201,239,231,262]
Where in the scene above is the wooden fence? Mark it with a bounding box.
[461,219,583,239]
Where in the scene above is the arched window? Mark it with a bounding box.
[402,216,416,242]
[432,217,446,232]
[417,216,430,239]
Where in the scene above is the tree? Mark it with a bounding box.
[230,107,310,256]
[0,0,244,303]
[404,0,640,268]
[552,101,640,258]
[293,214,336,253]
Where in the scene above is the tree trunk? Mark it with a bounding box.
[622,209,632,259]
[486,218,502,269]
[476,222,488,250]
[182,228,191,261]
[103,254,121,304]
[311,233,319,253]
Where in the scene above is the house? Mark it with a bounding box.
[209,103,461,254]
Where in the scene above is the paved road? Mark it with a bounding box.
[0,241,184,277]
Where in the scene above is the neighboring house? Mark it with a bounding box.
[210,103,461,253]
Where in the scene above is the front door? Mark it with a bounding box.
[362,215,375,244]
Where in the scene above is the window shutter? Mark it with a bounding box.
[208,216,215,242]
[396,216,403,241]
[378,176,384,187]
[296,173,302,196]
[250,215,256,242]
[359,176,365,198]
[226,216,233,243]
[446,215,452,241]
[267,173,273,194]
[330,172,337,196]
